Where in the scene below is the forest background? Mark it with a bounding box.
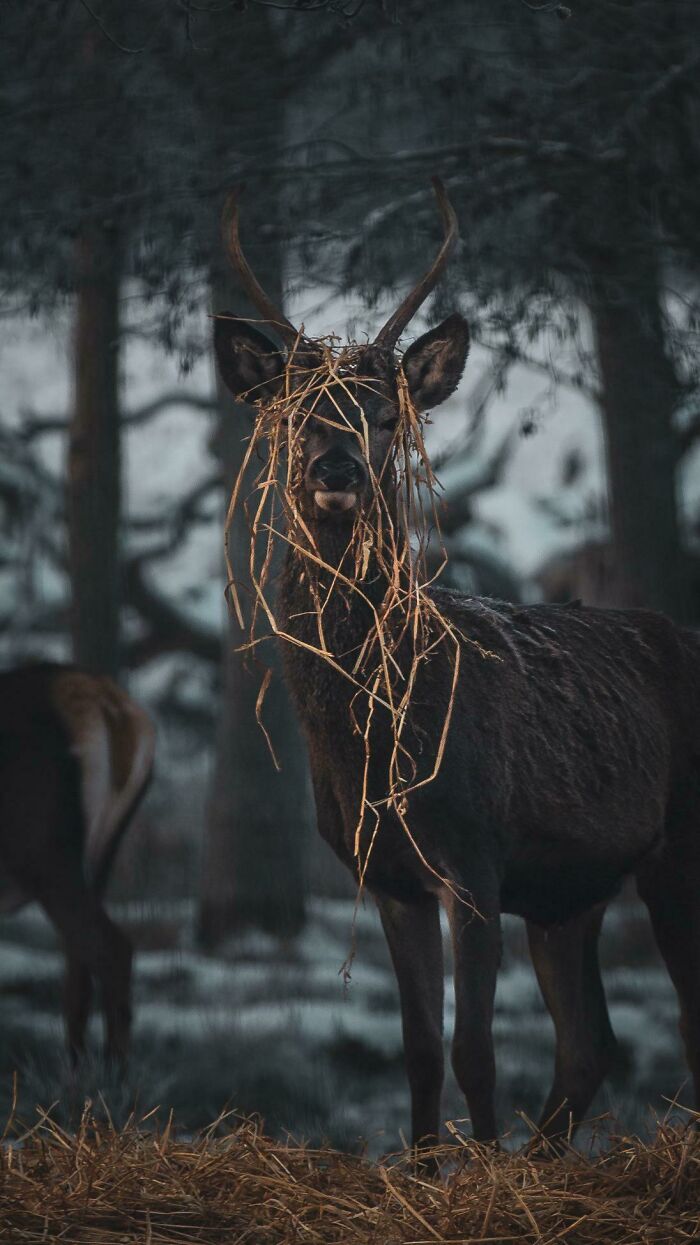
[1,0,699,1149]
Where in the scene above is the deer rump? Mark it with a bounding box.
[0,664,154,914]
[288,591,699,927]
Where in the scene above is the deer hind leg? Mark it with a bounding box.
[37,868,132,1069]
[65,957,93,1065]
[636,860,700,1111]
[91,906,132,1068]
[527,902,617,1145]
[376,892,445,1149]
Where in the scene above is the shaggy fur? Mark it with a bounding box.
[282,556,698,919]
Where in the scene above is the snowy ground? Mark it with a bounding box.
[0,892,690,1155]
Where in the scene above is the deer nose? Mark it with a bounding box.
[311,451,364,492]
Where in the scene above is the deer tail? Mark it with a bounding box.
[51,673,156,894]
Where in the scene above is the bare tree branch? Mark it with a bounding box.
[19,391,218,441]
[437,429,517,536]
[127,471,222,561]
[124,555,220,666]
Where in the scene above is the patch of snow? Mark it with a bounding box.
[0,943,63,983]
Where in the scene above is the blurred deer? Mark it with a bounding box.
[0,663,155,1065]
[213,181,700,1149]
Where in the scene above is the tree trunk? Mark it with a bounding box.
[199,274,311,945]
[67,225,122,676]
[590,261,689,621]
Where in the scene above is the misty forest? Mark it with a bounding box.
[2,1,700,1238]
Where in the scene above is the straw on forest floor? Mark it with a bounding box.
[2,1106,699,1244]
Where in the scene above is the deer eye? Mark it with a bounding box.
[379,414,399,431]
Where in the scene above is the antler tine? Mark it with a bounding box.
[373,177,459,351]
[221,187,301,350]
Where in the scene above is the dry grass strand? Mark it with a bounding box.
[2,1110,700,1244]
[224,333,496,905]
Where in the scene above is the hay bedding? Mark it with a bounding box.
[2,1110,699,1243]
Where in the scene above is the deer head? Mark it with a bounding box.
[213,180,470,528]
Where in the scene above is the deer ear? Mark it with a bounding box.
[401,314,470,412]
[213,315,286,404]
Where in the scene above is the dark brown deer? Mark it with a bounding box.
[0,662,155,1065]
[213,182,700,1149]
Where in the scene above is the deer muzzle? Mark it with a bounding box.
[306,449,367,517]
[314,489,358,514]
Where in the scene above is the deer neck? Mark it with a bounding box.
[282,518,393,638]
[278,517,399,722]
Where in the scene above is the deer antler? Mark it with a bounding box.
[221,187,301,351]
[373,177,459,351]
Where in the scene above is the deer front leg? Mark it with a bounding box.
[309,754,355,871]
[376,892,445,1149]
[443,881,502,1143]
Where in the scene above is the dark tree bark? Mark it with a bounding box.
[197,3,314,944]
[67,224,122,676]
[590,257,689,621]
[199,263,311,944]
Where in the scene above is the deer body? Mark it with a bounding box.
[0,662,155,1064]
[280,546,700,1144]
[215,181,700,1149]
[281,567,687,922]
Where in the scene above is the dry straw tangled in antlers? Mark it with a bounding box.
[222,329,492,894]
